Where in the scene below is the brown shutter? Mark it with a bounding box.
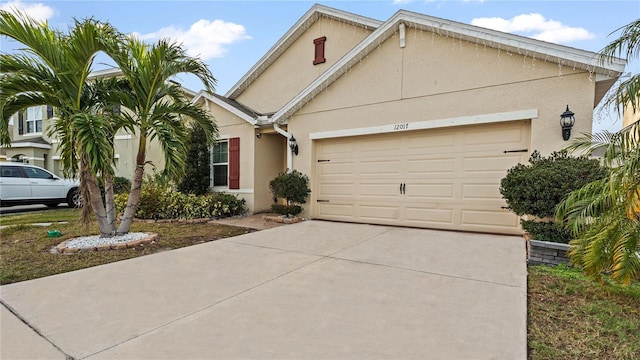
[228,137,240,189]
[313,36,326,65]
[18,110,24,135]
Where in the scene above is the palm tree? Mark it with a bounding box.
[0,10,123,234]
[106,36,218,234]
[1,11,218,237]
[556,18,640,284]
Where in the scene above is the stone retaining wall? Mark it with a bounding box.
[527,239,570,266]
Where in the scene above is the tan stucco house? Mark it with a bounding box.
[193,4,626,235]
[1,68,185,180]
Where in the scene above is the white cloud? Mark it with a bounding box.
[471,13,595,43]
[134,19,251,60]
[0,0,56,22]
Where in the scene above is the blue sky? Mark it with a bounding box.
[1,0,639,131]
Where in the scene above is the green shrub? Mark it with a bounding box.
[178,124,211,195]
[114,179,246,220]
[521,220,573,244]
[500,150,607,243]
[269,170,311,216]
[270,204,302,216]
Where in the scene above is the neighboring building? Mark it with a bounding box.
[192,4,626,234]
[1,68,191,180]
[623,99,640,128]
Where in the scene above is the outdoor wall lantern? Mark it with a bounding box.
[560,105,575,141]
[289,135,299,156]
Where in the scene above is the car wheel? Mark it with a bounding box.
[46,203,60,208]
[67,189,82,208]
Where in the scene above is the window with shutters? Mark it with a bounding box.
[212,141,228,187]
[210,138,240,189]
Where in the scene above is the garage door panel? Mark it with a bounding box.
[463,155,523,173]
[407,134,456,149]
[320,142,354,156]
[463,124,527,146]
[318,183,355,197]
[461,209,520,229]
[406,158,455,174]
[318,162,355,176]
[360,138,402,153]
[318,203,355,218]
[462,184,504,200]
[359,205,400,220]
[360,160,403,176]
[405,184,454,198]
[315,120,529,234]
[405,207,453,224]
[359,183,401,197]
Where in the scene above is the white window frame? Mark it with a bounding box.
[210,140,229,190]
[25,106,43,135]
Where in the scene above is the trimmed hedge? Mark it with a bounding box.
[114,180,246,220]
[500,150,607,243]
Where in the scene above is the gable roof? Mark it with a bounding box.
[192,91,260,125]
[225,3,383,100]
[270,9,627,124]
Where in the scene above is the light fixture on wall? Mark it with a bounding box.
[289,135,299,156]
[560,105,575,141]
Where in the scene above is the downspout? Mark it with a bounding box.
[273,122,293,172]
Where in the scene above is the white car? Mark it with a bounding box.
[0,163,81,208]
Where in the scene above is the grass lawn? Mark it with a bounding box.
[2,209,638,358]
[528,264,640,360]
[0,209,253,285]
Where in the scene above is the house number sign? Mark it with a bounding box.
[393,123,409,131]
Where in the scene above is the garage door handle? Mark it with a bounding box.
[400,183,406,194]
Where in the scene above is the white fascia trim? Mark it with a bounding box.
[225,4,382,99]
[272,11,625,124]
[114,134,132,140]
[9,142,52,150]
[309,109,538,140]
[192,91,257,126]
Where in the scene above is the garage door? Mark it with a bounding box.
[314,120,530,234]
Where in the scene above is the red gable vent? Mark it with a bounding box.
[228,137,240,190]
[313,36,327,65]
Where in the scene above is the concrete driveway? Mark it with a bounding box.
[1,221,527,359]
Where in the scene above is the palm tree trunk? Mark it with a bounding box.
[81,157,115,237]
[117,136,146,235]
[104,174,117,231]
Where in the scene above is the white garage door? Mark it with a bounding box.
[314,120,530,234]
